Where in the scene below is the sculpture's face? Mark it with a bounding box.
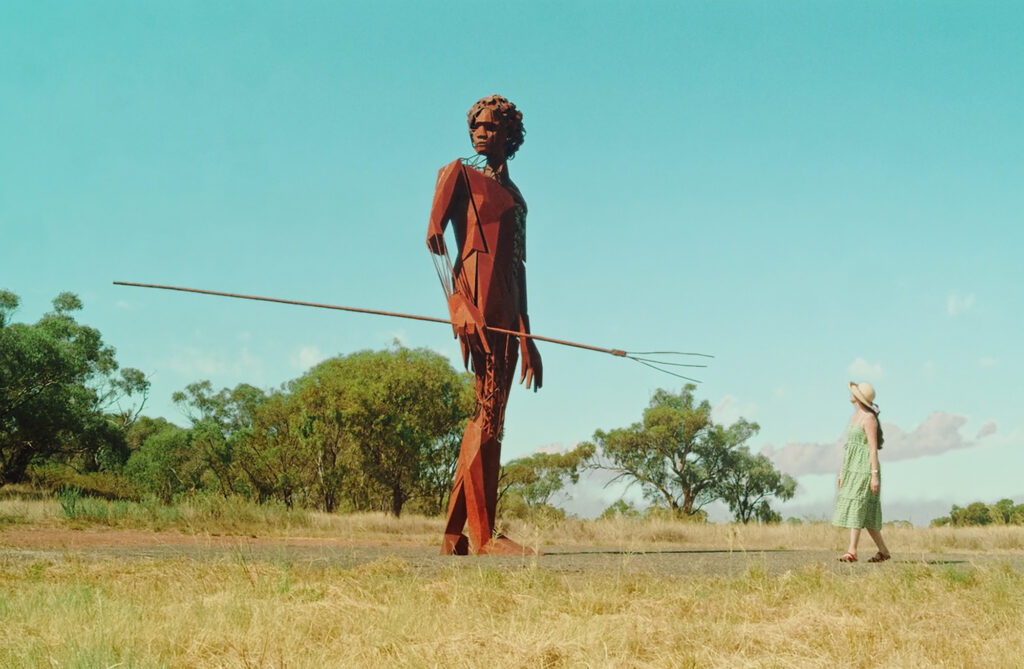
[470,108,507,159]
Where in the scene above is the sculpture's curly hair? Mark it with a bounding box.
[467,94,525,159]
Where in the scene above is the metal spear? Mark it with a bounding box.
[113,281,712,380]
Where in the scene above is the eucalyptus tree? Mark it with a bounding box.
[718,448,797,523]
[295,347,474,516]
[588,385,765,518]
[497,442,595,519]
[0,291,148,485]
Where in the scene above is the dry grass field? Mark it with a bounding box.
[2,491,1023,668]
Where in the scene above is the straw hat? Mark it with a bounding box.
[849,381,877,408]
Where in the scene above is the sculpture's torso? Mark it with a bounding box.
[451,161,526,331]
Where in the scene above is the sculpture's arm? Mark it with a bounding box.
[426,161,488,361]
[516,245,542,391]
[426,161,464,255]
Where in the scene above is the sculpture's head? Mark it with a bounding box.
[467,95,524,160]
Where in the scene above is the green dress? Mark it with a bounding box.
[832,423,882,530]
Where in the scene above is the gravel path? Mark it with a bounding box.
[3,528,1020,576]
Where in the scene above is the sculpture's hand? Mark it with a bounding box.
[447,293,490,355]
[427,233,447,255]
[519,337,543,391]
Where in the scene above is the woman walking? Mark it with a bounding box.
[833,381,891,563]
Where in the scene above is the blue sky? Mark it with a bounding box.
[3,2,1021,524]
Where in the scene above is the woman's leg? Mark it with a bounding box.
[846,528,861,557]
[866,528,890,558]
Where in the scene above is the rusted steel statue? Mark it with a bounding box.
[112,98,713,557]
[427,95,542,555]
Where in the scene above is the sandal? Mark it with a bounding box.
[867,552,891,563]
[838,552,857,562]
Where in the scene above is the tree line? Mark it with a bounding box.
[2,292,796,523]
[931,499,1024,527]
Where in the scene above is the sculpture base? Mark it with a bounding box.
[477,535,541,556]
[441,533,541,556]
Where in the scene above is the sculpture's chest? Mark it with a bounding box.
[462,167,525,261]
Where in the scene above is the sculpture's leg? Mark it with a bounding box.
[458,420,495,553]
[441,419,489,554]
[475,429,538,555]
[474,335,538,556]
[483,432,500,534]
[441,458,470,554]
[440,480,468,555]
[440,531,469,556]
[442,332,537,555]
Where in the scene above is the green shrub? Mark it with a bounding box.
[55,485,82,518]
[29,463,140,501]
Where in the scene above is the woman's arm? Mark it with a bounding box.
[865,413,881,493]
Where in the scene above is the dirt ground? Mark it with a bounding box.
[3,527,1018,576]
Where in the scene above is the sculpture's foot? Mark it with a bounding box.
[477,535,541,556]
[440,533,469,555]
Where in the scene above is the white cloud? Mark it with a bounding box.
[947,291,975,317]
[711,395,758,425]
[922,360,936,376]
[163,347,229,377]
[848,357,883,379]
[559,468,646,519]
[761,412,997,476]
[292,345,326,371]
[761,439,843,477]
[239,348,260,376]
[162,345,264,379]
[979,356,999,368]
[976,422,997,439]
[883,413,994,460]
[532,442,570,455]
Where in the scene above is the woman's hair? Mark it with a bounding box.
[863,402,885,449]
[467,94,525,159]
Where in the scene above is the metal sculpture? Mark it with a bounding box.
[113,96,714,557]
[426,95,540,555]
